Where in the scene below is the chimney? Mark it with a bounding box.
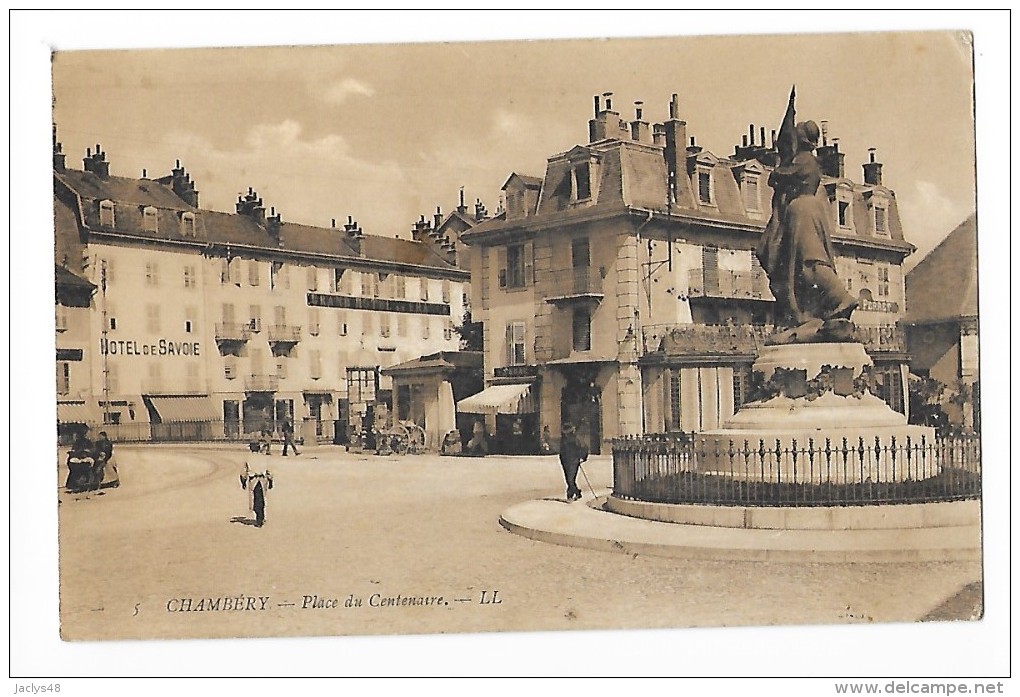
[630,101,651,143]
[652,123,666,147]
[52,131,65,172]
[267,206,283,243]
[749,124,755,146]
[863,148,883,186]
[662,93,687,204]
[169,159,199,207]
[343,215,364,256]
[820,120,829,146]
[474,199,488,221]
[589,91,619,142]
[434,205,443,230]
[686,135,702,155]
[457,187,467,215]
[236,187,266,226]
[817,137,845,178]
[83,144,110,178]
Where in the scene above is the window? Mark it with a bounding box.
[506,244,526,289]
[145,262,159,287]
[224,356,237,380]
[444,320,454,341]
[394,275,406,299]
[56,363,70,395]
[572,309,592,352]
[441,280,451,303]
[698,170,714,205]
[338,312,348,336]
[574,162,591,201]
[572,237,590,268]
[276,356,288,379]
[271,262,286,291]
[145,304,161,332]
[380,314,391,338]
[875,206,888,234]
[339,269,353,294]
[55,307,68,332]
[420,277,430,300]
[99,200,115,228]
[361,273,377,297]
[220,259,230,284]
[107,302,117,331]
[507,322,526,366]
[310,351,322,379]
[183,265,197,288]
[181,212,196,237]
[396,315,407,337]
[838,200,851,228]
[333,268,344,293]
[248,260,260,286]
[422,317,431,340]
[184,306,196,333]
[309,309,320,336]
[347,367,378,404]
[249,305,262,332]
[142,206,158,233]
[307,266,318,291]
[742,176,759,212]
[878,266,891,297]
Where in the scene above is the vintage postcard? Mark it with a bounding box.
[12,10,1009,684]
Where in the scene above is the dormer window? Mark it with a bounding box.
[742,176,759,212]
[99,200,115,228]
[180,212,196,237]
[697,169,715,206]
[573,162,591,201]
[835,183,855,231]
[142,206,158,233]
[875,205,888,235]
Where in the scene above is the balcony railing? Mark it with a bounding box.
[687,268,773,301]
[267,324,302,343]
[215,322,252,342]
[547,267,604,298]
[245,374,280,392]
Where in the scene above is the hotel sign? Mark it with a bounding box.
[99,338,202,357]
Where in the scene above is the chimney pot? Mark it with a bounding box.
[760,126,766,147]
[634,101,644,121]
[690,136,696,146]
[593,95,601,116]
[669,93,679,120]
[603,92,613,111]
[869,148,876,163]
[742,135,748,148]
[749,124,754,145]
[87,147,91,157]
[142,168,147,178]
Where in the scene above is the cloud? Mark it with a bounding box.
[320,78,375,104]
[897,180,973,269]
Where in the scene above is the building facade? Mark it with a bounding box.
[461,93,916,454]
[53,140,469,444]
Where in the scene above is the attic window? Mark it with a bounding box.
[697,170,714,205]
[181,212,196,237]
[99,200,115,228]
[142,206,158,233]
[742,176,760,213]
[838,200,850,227]
[573,163,591,201]
[875,206,888,235]
[835,185,855,231]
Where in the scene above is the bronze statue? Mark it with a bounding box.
[756,118,858,344]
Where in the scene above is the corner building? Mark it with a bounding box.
[53,142,468,444]
[461,93,915,454]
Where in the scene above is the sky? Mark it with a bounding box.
[10,10,1013,686]
[48,20,978,270]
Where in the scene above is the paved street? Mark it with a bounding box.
[58,444,982,642]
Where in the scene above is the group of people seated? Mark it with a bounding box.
[64,428,117,493]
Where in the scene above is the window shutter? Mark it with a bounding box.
[497,247,508,289]
[524,242,534,285]
[505,323,513,364]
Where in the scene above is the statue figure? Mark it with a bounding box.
[757,119,858,344]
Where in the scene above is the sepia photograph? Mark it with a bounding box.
[10,9,1010,689]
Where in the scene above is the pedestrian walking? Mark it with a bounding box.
[281,418,300,456]
[241,449,274,527]
[91,430,115,491]
[558,422,588,501]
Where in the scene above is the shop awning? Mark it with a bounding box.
[456,383,536,415]
[146,396,220,423]
[56,402,101,424]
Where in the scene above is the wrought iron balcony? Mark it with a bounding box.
[546,267,604,303]
[687,268,773,301]
[245,374,279,392]
[641,323,770,356]
[215,322,253,342]
[267,324,302,343]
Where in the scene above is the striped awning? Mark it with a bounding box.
[456,383,536,415]
[56,402,101,424]
[146,395,220,423]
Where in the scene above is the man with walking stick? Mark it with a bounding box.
[558,422,588,501]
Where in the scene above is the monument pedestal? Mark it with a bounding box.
[697,343,934,484]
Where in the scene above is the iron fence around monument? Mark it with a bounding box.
[611,433,980,506]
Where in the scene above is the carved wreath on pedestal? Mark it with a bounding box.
[746,363,878,403]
